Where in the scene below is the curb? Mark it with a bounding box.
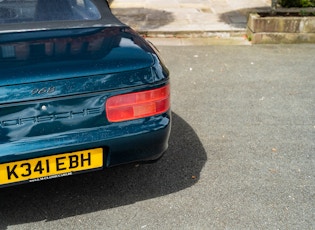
[138,30,247,38]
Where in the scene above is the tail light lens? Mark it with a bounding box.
[106,85,170,122]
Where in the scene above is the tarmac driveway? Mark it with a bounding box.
[0,44,314,229]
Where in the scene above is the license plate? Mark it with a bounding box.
[0,148,103,187]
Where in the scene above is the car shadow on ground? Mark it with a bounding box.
[0,112,206,228]
[111,8,175,30]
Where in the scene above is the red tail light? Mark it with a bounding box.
[106,85,170,122]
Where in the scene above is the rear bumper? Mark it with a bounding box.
[0,112,171,167]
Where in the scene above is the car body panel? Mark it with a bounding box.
[0,0,171,187]
[0,28,155,86]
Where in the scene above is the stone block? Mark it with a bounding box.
[247,13,315,43]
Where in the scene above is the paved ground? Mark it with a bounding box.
[110,0,271,37]
[1,44,314,230]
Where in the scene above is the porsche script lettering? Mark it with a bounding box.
[0,107,102,127]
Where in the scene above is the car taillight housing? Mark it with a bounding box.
[106,85,170,122]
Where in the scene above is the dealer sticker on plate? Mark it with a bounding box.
[0,148,103,187]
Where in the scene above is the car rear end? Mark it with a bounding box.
[0,27,171,187]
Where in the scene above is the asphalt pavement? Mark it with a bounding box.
[1,44,314,229]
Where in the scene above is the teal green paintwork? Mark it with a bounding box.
[0,26,171,176]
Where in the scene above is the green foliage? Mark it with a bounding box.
[280,0,315,7]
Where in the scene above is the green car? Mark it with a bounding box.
[0,0,171,187]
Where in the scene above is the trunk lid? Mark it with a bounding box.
[0,27,158,160]
[0,27,155,104]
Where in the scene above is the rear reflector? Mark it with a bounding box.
[106,85,170,122]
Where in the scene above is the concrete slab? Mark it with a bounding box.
[110,0,271,37]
